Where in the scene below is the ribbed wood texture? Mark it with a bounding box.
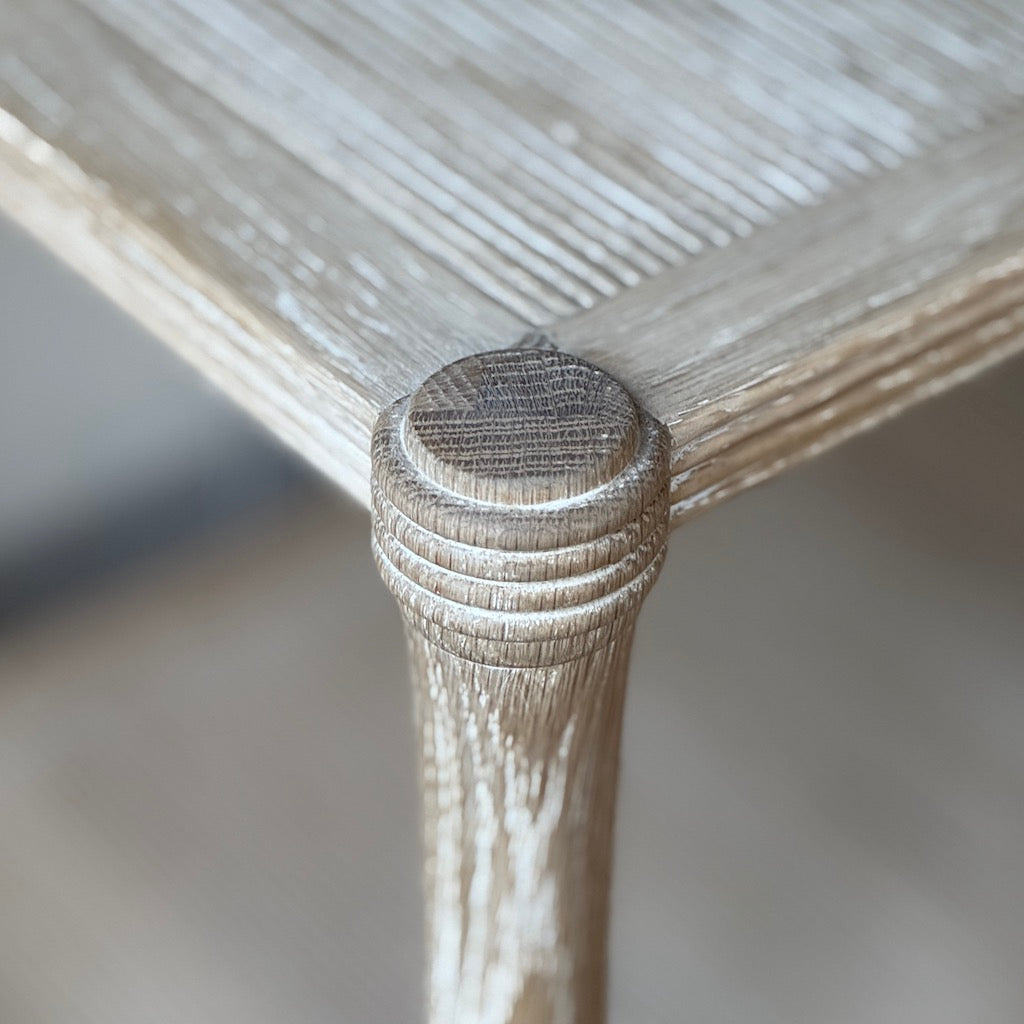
[2,0,1023,512]
[372,351,670,1022]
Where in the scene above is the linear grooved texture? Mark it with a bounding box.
[2,0,1024,516]
[405,350,641,504]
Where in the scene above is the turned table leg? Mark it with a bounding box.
[371,349,670,1023]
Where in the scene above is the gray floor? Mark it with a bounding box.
[0,352,1022,1023]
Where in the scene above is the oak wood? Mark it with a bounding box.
[2,0,1024,517]
[557,115,1024,523]
[371,350,670,1022]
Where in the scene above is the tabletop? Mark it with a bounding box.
[2,0,1023,522]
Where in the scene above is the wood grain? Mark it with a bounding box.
[2,0,1023,515]
[371,351,670,1022]
[555,114,1024,524]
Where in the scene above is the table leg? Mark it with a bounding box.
[372,348,670,1023]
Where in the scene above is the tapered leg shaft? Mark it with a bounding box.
[408,628,633,1023]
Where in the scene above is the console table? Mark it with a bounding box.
[3,2,1023,1020]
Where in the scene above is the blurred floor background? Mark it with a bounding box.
[0,215,309,622]
[1,215,1023,1023]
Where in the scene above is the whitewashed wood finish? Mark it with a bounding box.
[372,351,670,1022]
[399,629,634,1024]
[556,115,1024,523]
[2,1,1024,517]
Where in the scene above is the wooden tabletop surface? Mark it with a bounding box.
[2,0,1023,520]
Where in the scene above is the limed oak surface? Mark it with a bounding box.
[371,351,670,1021]
[2,0,1024,516]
